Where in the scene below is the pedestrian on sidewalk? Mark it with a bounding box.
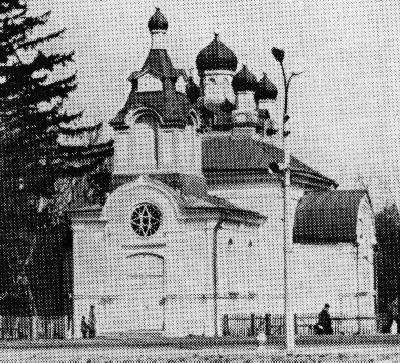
[80,316,88,338]
[314,303,333,335]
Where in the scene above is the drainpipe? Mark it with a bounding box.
[213,214,224,337]
[356,241,360,333]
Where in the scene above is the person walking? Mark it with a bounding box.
[80,316,88,338]
[88,305,96,338]
[315,303,333,335]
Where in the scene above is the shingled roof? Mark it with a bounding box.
[293,190,369,244]
[112,48,191,129]
[68,173,265,226]
[128,49,185,81]
[202,135,337,188]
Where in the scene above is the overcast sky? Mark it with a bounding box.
[30,0,400,211]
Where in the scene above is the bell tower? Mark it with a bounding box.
[110,9,202,177]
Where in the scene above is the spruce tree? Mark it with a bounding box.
[0,1,113,320]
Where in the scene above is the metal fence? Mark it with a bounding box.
[0,316,68,339]
[222,313,377,337]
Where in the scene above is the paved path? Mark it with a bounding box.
[1,336,400,362]
[2,345,400,362]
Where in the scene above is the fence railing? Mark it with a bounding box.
[222,313,377,337]
[0,316,68,340]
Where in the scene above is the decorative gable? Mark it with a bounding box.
[137,73,163,92]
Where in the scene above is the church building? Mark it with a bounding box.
[67,9,377,337]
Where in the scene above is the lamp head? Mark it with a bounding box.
[272,47,285,63]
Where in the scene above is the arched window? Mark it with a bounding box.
[134,115,159,168]
[125,112,160,169]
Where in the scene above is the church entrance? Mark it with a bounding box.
[120,253,165,331]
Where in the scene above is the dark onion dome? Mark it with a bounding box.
[231,65,258,93]
[185,77,201,104]
[148,8,168,32]
[196,34,238,73]
[255,72,278,100]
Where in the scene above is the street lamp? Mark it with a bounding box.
[271,47,303,353]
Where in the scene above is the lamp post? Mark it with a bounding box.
[271,47,303,353]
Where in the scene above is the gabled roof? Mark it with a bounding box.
[293,190,369,244]
[202,135,337,188]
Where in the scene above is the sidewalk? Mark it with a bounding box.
[1,344,400,363]
[1,335,400,362]
[2,333,400,349]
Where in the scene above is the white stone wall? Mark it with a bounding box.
[209,181,300,313]
[209,183,376,321]
[292,243,358,316]
[72,174,376,337]
[113,112,202,176]
[163,220,215,337]
[73,176,223,336]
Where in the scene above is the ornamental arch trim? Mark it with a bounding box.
[127,252,164,261]
[102,177,183,227]
[125,253,164,277]
[125,107,162,167]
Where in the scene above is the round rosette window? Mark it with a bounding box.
[130,203,162,237]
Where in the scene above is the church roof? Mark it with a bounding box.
[202,135,337,188]
[128,50,186,81]
[255,72,278,101]
[111,173,262,220]
[196,34,238,73]
[293,190,368,244]
[148,8,168,32]
[232,65,258,93]
[121,38,190,129]
[69,173,265,226]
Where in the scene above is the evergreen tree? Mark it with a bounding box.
[375,203,400,318]
[0,1,113,319]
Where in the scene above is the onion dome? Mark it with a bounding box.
[255,72,278,100]
[185,77,201,104]
[196,34,238,73]
[231,65,258,93]
[148,8,168,32]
